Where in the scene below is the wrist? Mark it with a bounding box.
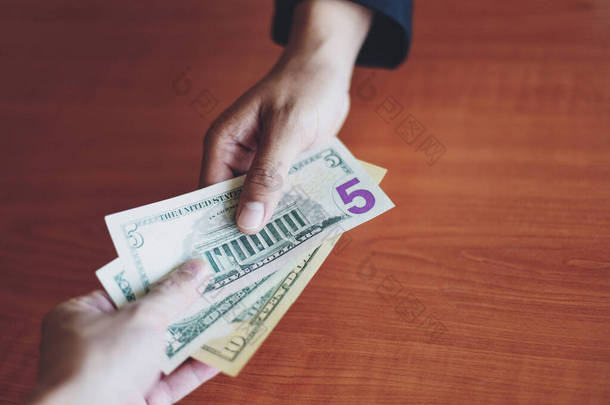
[277,0,372,83]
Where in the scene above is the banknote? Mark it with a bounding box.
[102,138,394,372]
[105,138,393,302]
[96,161,386,376]
[192,161,386,376]
[97,256,296,373]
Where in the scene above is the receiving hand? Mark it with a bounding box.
[26,260,219,405]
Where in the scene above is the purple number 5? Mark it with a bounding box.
[336,177,376,214]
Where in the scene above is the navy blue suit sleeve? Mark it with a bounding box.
[272,0,412,68]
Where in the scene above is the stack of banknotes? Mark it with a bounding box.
[96,137,393,376]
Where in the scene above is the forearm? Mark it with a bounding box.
[275,0,373,83]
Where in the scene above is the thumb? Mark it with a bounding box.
[137,259,212,329]
[236,124,302,234]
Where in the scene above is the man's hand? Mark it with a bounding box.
[199,0,372,234]
[27,260,219,405]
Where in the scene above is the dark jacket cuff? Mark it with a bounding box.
[272,0,413,68]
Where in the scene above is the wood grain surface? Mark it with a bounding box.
[1,1,609,403]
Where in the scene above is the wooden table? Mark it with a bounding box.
[1,1,609,403]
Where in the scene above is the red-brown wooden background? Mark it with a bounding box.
[1,1,609,403]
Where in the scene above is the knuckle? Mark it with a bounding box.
[268,100,304,128]
[155,274,179,293]
[42,302,78,331]
[272,98,299,115]
[204,109,236,145]
[247,162,283,192]
[205,117,224,140]
[203,122,223,148]
[46,300,72,318]
[42,307,61,328]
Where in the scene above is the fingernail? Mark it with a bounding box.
[238,201,265,231]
